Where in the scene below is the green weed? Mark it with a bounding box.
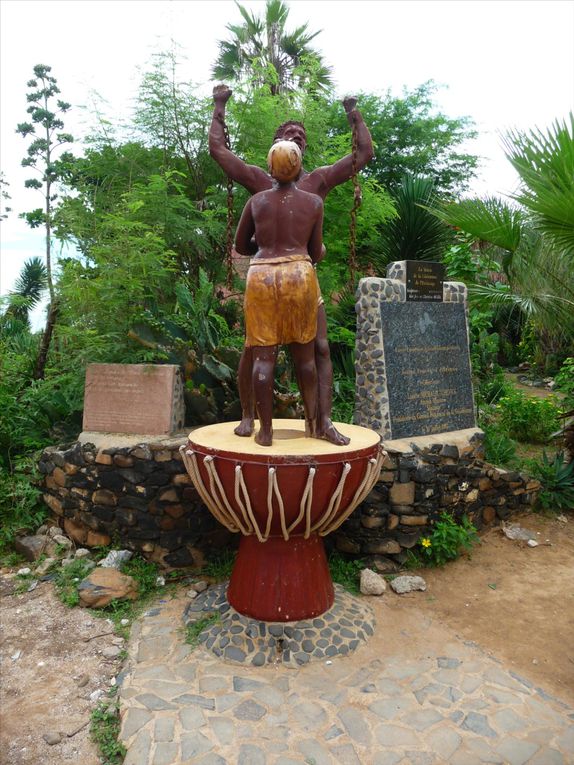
[186,613,220,649]
[328,550,365,594]
[90,695,125,765]
[416,513,479,567]
[202,549,236,581]
[525,451,574,513]
[54,559,94,607]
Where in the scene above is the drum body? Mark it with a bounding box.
[181,420,382,621]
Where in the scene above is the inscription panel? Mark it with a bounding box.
[406,260,445,302]
[83,364,180,435]
[381,302,475,438]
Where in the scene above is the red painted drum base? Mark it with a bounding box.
[227,533,334,622]
[181,420,382,624]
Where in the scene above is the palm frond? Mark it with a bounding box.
[431,197,523,253]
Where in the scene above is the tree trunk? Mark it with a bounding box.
[34,299,58,380]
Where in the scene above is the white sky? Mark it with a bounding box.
[1,0,573,303]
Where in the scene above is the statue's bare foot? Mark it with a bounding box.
[315,419,350,446]
[305,418,317,438]
[255,427,273,446]
[234,417,254,437]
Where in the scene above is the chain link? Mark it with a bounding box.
[217,114,234,289]
[349,113,362,285]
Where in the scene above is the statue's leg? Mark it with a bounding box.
[234,345,255,437]
[314,305,350,445]
[290,340,318,437]
[252,345,278,446]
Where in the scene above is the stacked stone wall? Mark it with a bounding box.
[333,435,540,563]
[38,437,231,569]
[39,434,539,569]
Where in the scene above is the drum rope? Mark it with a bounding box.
[310,462,352,533]
[234,465,264,541]
[269,467,289,541]
[205,456,252,535]
[287,466,316,539]
[181,448,239,533]
[319,450,384,536]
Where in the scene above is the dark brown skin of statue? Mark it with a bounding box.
[210,85,374,445]
[235,179,324,446]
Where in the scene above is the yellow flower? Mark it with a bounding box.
[421,538,432,548]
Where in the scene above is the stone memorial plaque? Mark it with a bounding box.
[380,302,475,438]
[406,260,445,302]
[82,364,185,435]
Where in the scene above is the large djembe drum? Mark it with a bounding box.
[181,420,382,622]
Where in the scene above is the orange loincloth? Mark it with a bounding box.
[244,254,319,347]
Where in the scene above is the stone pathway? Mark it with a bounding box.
[119,592,574,765]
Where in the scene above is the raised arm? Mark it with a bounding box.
[234,198,256,257]
[209,85,271,195]
[314,96,374,195]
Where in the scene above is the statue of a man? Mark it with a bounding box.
[235,141,323,446]
[209,85,374,445]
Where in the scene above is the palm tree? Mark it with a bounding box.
[430,115,574,350]
[1,256,47,332]
[212,0,333,96]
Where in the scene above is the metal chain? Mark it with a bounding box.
[349,113,362,285]
[217,114,234,289]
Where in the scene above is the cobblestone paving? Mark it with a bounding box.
[120,594,574,765]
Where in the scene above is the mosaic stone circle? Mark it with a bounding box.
[183,583,375,668]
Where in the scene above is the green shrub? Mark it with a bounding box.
[477,372,514,405]
[328,550,365,594]
[526,451,574,512]
[496,391,561,443]
[90,696,125,765]
[482,424,518,466]
[417,513,479,567]
[555,357,574,408]
[0,460,45,554]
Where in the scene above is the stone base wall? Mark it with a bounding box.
[332,429,541,563]
[38,430,540,570]
[38,433,232,569]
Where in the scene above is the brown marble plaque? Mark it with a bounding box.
[406,261,445,302]
[82,364,184,435]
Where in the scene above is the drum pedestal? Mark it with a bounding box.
[181,420,382,624]
[227,533,333,622]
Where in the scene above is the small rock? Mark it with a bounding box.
[186,589,198,600]
[17,568,32,576]
[78,568,138,608]
[27,580,38,592]
[89,689,105,703]
[14,535,55,561]
[527,539,539,547]
[75,548,91,559]
[360,568,387,596]
[97,550,133,569]
[47,527,63,539]
[43,731,62,746]
[76,674,90,688]
[502,523,536,541]
[101,646,122,659]
[35,558,56,576]
[156,576,165,587]
[111,637,124,646]
[11,650,22,661]
[52,534,73,550]
[37,661,45,667]
[557,514,568,523]
[192,580,208,593]
[61,558,76,568]
[120,618,130,626]
[390,575,427,594]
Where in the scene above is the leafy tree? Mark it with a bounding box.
[212,0,333,95]
[0,172,11,221]
[337,82,478,196]
[16,64,74,378]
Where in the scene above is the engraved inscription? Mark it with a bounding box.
[380,302,475,438]
[83,364,181,435]
[406,261,445,302]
